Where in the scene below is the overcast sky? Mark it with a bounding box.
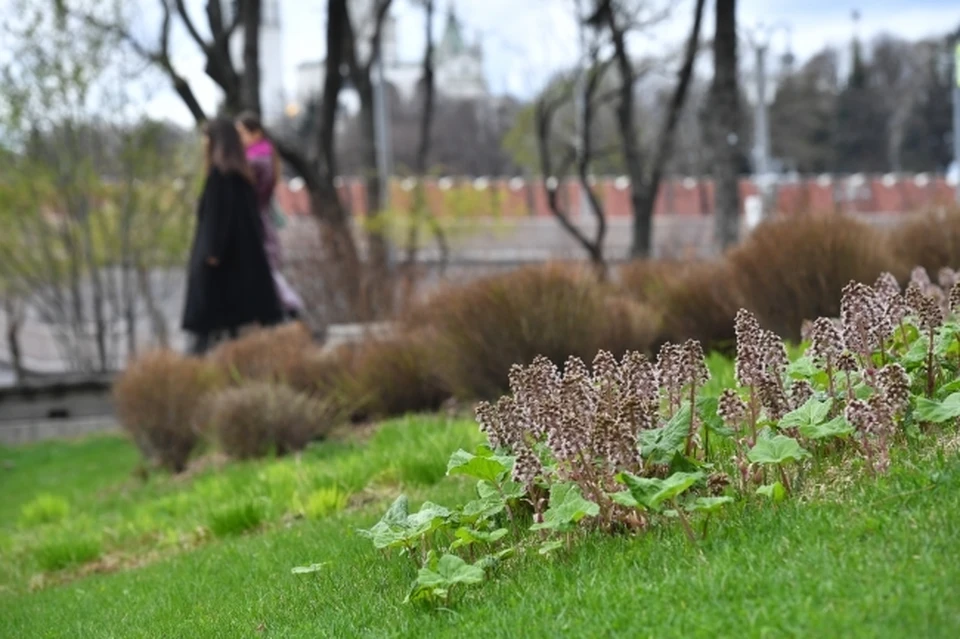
[4,0,959,125]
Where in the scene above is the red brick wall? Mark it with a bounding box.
[274,175,958,219]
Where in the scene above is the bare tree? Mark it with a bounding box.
[586,0,707,259]
[711,0,741,250]
[400,0,449,296]
[71,0,378,320]
[342,1,395,289]
[2,2,198,373]
[535,56,610,274]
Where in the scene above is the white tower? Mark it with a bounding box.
[227,0,285,123]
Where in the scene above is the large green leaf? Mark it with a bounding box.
[914,392,960,424]
[406,554,485,603]
[685,496,734,514]
[698,396,734,438]
[936,323,960,358]
[640,402,692,464]
[449,526,509,550]
[357,498,451,550]
[530,483,599,531]
[461,479,526,525]
[646,472,704,510]
[446,448,512,483]
[787,356,819,380]
[903,336,931,369]
[779,397,832,431]
[936,378,960,399]
[617,471,704,512]
[747,435,811,465]
[756,482,787,502]
[799,415,855,440]
[609,490,640,508]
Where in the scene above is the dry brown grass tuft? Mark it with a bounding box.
[729,214,896,341]
[204,382,335,460]
[113,350,222,473]
[404,264,658,399]
[891,209,960,277]
[209,322,314,385]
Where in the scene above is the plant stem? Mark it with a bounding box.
[685,383,697,458]
[778,464,792,495]
[675,507,698,545]
[927,328,936,398]
[826,357,836,399]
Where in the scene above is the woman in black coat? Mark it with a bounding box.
[182,118,283,355]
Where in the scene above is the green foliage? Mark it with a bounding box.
[446,446,513,484]
[530,483,600,531]
[616,472,705,512]
[800,416,855,440]
[756,482,788,502]
[19,494,69,528]
[747,436,811,466]
[639,403,692,464]
[33,535,101,572]
[406,553,486,604]
[914,393,960,424]
[685,496,734,514]
[356,496,452,552]
[208,501,266,538]
[301,487,349,520]
[780,398,832,432]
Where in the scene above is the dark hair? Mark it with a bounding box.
[203,118,253,182]
[237,111,264,135]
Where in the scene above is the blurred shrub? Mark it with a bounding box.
[205,383,334,460]
[406,264,657,399]
[19,494,69,528]
[114,350,222,473]
[618,259,693,306]
[347,332,448,420]
[891,209,960,277]
[653,260,746,352]
[729,214,895,340]
[209,322,314,384]
[284,345,364,424]
[208,501,265,538]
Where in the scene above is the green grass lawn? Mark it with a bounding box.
[2,413,960,638]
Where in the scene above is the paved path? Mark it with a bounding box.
[0,417,118,446]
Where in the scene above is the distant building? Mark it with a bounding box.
[294,2,488,113]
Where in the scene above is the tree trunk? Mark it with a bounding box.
[4,297,24,384]
[625,0,708,258]
[240,0,262,114]
[136,264,169,349]
[712,0,742,251]
[309,185,364,319]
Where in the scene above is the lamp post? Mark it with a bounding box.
[743,21,792,219]
[953,39,960,204]
[373,51,392,211]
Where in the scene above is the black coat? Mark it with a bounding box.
[181,169,283,334]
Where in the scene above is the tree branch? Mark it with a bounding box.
[174,0,210,53]
[75,3,207,124]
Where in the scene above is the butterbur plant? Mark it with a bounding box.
[348,264,960,606]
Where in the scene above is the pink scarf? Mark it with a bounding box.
[245,138,273,160]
